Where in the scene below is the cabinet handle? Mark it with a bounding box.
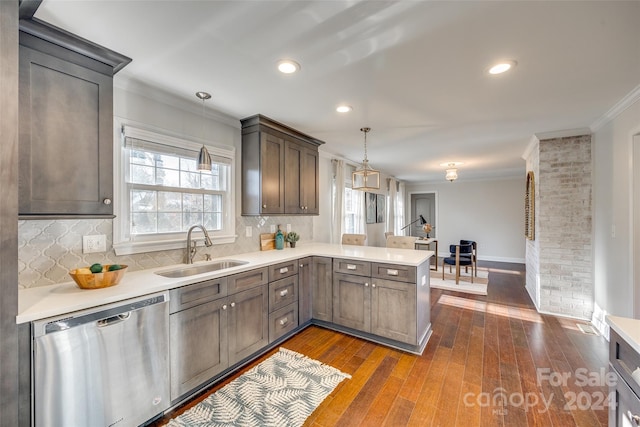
[222,304,227,310]
[300,264,304,268]
[279,289,288,297]
[372,283,376,288]
[230,302,235,308]
[103,198,112,205]
[279,267,289,274]
[346,264,357,270]
[262,204,267,208]
[279,317,289,326]
[365,283,369,287]
[387,269,399,276]
[627,411,640,425]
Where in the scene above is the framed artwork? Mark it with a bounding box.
[525,171,535,240]
[376,194,385,223]
[366,192,376,224]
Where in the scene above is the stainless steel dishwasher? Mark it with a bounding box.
[32,292,170,427]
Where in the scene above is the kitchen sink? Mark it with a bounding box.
[155,260,249,278]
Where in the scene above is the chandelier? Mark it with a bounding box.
[352,127,380,191]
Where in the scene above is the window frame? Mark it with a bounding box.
[113,121,236,256]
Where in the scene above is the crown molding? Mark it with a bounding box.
[534,128,591,141]
[591,83,640,132]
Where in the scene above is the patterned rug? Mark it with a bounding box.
[167,348,351,427]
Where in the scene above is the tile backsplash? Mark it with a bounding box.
[18,216,313,289]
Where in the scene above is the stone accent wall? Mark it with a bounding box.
[524,140,540,307]
[18,215,313,288]
[537,134,593,319]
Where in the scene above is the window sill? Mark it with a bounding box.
[113,234,237,256]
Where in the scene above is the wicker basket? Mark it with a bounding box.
[69,265,128,290]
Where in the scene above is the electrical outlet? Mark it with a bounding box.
[246,226,252,237]
[270,225,276,233]
[286,224,291,233]
[83,235,106,254]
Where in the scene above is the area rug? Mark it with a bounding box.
[167,348,351,427]
[430,267,489,295]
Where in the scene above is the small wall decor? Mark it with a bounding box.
[376,194,385,223]
[525,171,535,240]
[366,192,376,224]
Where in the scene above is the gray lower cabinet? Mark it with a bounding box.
[331,258,429,348]
[169,278,229,401]
[311,257,333,322]
[298,257,313,324]
[228,285,269,365]
[609,329,640,426]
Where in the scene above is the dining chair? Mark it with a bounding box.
[442,243,474,284]
[341,233,366,246]
[386,235,417,249]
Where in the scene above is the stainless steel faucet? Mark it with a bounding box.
[185,225,213,264]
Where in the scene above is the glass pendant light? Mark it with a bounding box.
[352,127,380,191]
[196,91,212,171]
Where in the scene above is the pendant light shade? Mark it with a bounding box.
[196,91,212,171]
[441,162,463,182]
[352,127,380,191]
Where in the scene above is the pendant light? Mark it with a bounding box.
[352,127,380,191]
[195,91,212,171]
[440,162,463,182]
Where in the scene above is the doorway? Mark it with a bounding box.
[409,192,436,238]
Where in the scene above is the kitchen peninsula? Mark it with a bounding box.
[19,243,433,426]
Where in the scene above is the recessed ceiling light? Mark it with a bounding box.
[488,61,517,75]
[277,59,300,74]
[336,105,353,113]
[439,162,464,167]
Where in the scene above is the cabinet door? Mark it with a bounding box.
[298,257,313,324]
[169,298,229,400]
[19,46,113,217]
[301,147,319,214]
[228,286,269,365]
[371,278,417,345]
[333,273,371,332]
[312,257,333,322]
[260,132,285,214]
[284,140,303,214]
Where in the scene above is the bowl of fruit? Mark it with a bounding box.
[69,263,128,290]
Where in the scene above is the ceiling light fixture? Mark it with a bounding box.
[336,105,353,113]
[352,127,380,191]
[195,91,212,171]
[488,60,517,75]
[440,162,463,182]
[277,59,300,74]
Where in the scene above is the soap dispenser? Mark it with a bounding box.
[275,225,284,250]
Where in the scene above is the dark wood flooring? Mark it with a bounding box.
[153,261,610,426]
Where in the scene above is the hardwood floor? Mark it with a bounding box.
[154,261,610,426]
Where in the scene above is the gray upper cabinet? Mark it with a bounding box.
[18,20,130,219]
[241,114,323,216]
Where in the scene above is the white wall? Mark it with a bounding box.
[406,178,525,263]
[593,97,640,318]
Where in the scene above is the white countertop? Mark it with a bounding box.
[606,315,640,354]
[18,243,433,324]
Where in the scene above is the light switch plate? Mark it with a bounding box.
[270,225,276,233]
[83,235,106,253]
[246,226,252,237]
[286,224,291,233]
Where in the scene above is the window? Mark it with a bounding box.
[343,166,365,235]
[114,124,235,255]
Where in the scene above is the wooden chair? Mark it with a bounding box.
[341,233,366,246]
[442,243,474,284]
[386,235,417,249]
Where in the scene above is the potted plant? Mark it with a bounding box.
[286,231,300,248]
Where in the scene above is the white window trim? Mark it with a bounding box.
[113,119,236,256]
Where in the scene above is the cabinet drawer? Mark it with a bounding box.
[269,303,298,342]
[269,276,298,313]
[169,278,228,313]
[372,263,416,283]
[610,369,640,427]
[610,330,640,398]
[333,258,371,276]
[227,267,269,294]
[269,260,299,281]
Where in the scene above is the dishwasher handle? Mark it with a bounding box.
[97,312,131,327]
[38,294,167,336]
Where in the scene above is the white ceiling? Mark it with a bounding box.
[35,1,640,183]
